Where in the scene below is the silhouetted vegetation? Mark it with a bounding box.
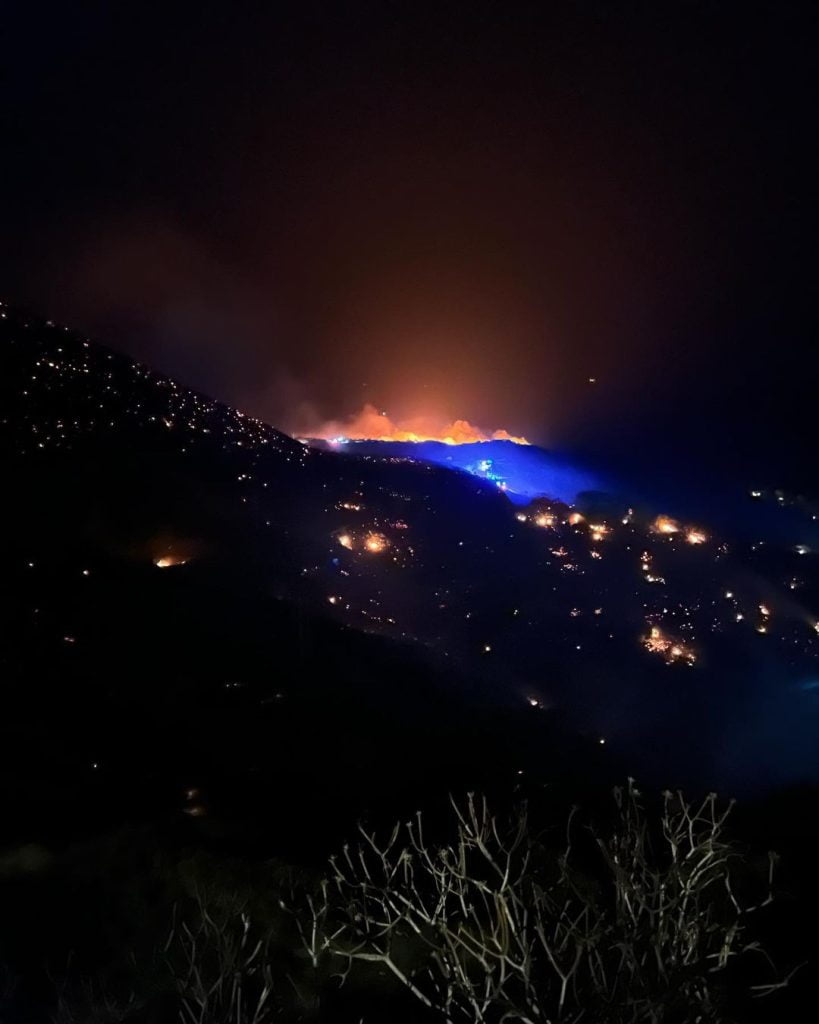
[0,783,809,1022]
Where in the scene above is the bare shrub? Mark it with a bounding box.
[297,781,781,1023]
[167,893,275,1024]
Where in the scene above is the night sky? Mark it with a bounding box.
[4,1,817,487]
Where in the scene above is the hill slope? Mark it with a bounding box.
[2,302,819,822]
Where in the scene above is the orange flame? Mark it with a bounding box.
[154,555,188,568]
[364,532,388,553]
[653,515,680,535]
[309,404,529,445]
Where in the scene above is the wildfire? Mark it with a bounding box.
[308,404,529,445]
[154,555,187,568]
[685,528,707,545]
[653,515,680,535]
[364,532,388,554]
[642,625,696,665]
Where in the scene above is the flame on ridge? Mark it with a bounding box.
[310,403,529,446]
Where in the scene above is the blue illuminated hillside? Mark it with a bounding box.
[310,438,601,505]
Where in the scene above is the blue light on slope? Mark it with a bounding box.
[322,439,602,504]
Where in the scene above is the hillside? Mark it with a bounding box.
[2,301,819,830]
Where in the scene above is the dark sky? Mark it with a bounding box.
[3,1,817,484]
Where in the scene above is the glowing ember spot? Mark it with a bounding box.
[589,523,608,541]
[515,513,527,523]
[534,513,555,528]
[337,533,354,550]
[759,604,771,617]
[309,404,529,445]
[568,512,584,525]
[155,556,187,568]
[653,515,680,535]
[642,624,695,664]
[364,532,388,554]
[685,528,707,545]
